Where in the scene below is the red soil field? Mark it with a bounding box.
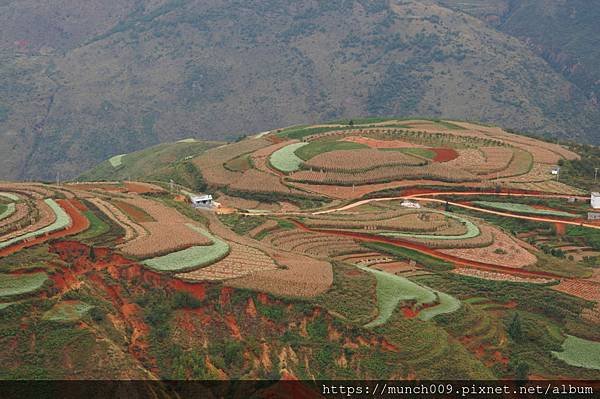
[112,199,155,223]
[0,199,89,258]
[430,148,459,162]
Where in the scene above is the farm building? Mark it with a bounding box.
[550,166,560,175]
[189,194,215,209]
[588,212,600,221]
[401,200,421,209]
[592,192,600,209]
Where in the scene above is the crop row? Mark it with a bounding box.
[176,241,277,281]
[472,201,579,218]
[0,192,20,201]
[288,163,478,186]
[0,199,71,250]
[452,268,551,284]
[302,149,425,173]
[88,198,147,243]
[0,272,49,298]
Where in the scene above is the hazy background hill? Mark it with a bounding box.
[1,0,599,180]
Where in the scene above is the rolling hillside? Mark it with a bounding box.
[1,0,599,181]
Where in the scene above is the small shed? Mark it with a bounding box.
[550,166,560,175]
[588,212,600,221]
[592,192,600,209]
[401,200,421,209]
[190,194,214,209]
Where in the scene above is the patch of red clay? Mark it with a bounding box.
[402,307,418,318]
[245,297,257,317]
[220,286,234,307]
[430,147,459,162]
[69,199,88,212]
[380,339,399,352]
[0,199,89,258]
[224,314,242,340]
[555,223,566,235]
[168,279,206,301]
[257,292,269,305]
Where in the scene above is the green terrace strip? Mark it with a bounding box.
[141,224,230,272]
[0,192,20,201]
[42,301,94,323]
[0,272,48,298]
[109,154,126,167]
[357,265,459,328]
[419,292,461,321]
[0,203,15,221]
[76,211,110,241]
[552,335,600,370]
[363,242,454,271]
[0,199,71,250]
[472,201,579,218]
[269,142,308,173]
[379,211,480,240]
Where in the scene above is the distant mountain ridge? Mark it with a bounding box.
[0,0,598,180]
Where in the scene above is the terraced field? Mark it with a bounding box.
[0,120,598,381]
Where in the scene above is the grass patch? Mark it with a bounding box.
[0,272,48,298]
[294,140,367,161]
[224,154,252,172]
[269,142,308,173]
[552,335,600,370]
[42,301,93,323]
[0,203,15,221]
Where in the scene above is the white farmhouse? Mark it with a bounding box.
[190,194,214,209]
[401,200,421,209]
[592,192,600,209]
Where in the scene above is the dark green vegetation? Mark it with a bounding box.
[1,1,599,180]
[218,214,265,235]
[560,143,600,192]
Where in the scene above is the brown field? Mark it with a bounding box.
[194,138,271,187]
[112,199,155,223]
[441,229,537,268]
[0,203,29,232]
[342,136,423,149]
[0,199,55,242]
[289,162,477,186]
[229,169,316,198]
[88,197,148,243]
[226,251,333,298]
[124,182,165,194]
[302,212,467,235]
[553,280,600,303]
[452,268,553,284]
[266,229,363,257]
[303,149,424,172]
[117,196,212,258]
[408,223,494,250]
[176,241,278,281]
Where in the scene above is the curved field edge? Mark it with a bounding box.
[0,192,20,201]
[552,335,600,370]
[141,224,230,272]
[379,210,480,240]
[0,203,16,221]
[0,272,48,298]
[472,201,579,218]
[357,265,459,328]
[0,199,71,250]
[269,142,308,173]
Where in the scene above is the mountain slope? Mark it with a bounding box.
[1,0,598,181]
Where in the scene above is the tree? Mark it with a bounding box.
[508,313,523,342]
[89,246,96,262]
[515,361,530,380]
[348,119,354,126]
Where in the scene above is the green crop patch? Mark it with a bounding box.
[363,242,454,271]
[552,335,600,370]
[269,142,308,173]
[43,301,94,323]
[0,272,48,298]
